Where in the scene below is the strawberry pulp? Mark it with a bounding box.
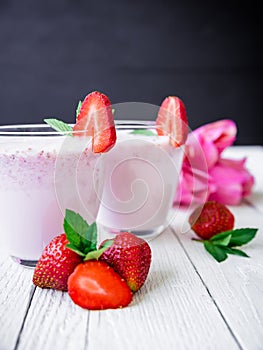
[73,91,116,153]
[156,96,188,147]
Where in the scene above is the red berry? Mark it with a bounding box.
[156,96,188,147]
[189,201,235,240]
[33,233,83,291]
[67,261,133,310]
[99,232,151,292]
[73,91,116,153]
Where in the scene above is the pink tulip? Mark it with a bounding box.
[174,119,254,206]
[188,119,237,168]
[208,158,255,205]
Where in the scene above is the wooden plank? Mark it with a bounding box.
[172,203,263,349]
[87,228,239,350]
[1,146,261,350]
[0,253,34,350]
[16,288,89,350]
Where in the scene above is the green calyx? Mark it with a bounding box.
[63,209,113,261]
[193,228,258,263]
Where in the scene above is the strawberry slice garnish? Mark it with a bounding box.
[156,96,188,147]
[68,261,133,310]
[73,91,116,153]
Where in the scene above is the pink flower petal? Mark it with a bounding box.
[174,119,254,207]
[185,132,219,169]
[208,157,255,205]
[194,119,237,154]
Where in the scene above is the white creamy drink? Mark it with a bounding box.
[0,126,103,265]
[97,123,184,239]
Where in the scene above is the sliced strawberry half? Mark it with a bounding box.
[68,261,133,310]
[156,96,188,147]
[73,91,116,153]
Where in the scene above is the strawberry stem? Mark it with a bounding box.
[192,238,205,243]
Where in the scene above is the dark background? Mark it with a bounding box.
[0,0,262,144]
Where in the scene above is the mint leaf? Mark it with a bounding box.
[44,118,73,135]
[63,209,116,259]
[65,243,86,257]
[131,129,156,136]
[100,239,114,249]
[82,222,97,254]
[64,209,91,250]
[210,231,232,246]
[76,100,82,117]
[229,228,258,247]
[204,241,228,262]
[84,241,113,261]
[193,226,258,263]
[222,246,249,258]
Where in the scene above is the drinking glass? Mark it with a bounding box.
[0,125,103,266]
[97,120,184,240]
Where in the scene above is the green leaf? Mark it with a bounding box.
[64,209,90,249]
[82,222,97,254]
[222,246,250,258]
[204,241,228,262]
[229,228,258,247]
[130,129,156,136]
[210,231,232,246]
[76,100,82,117]
[44,118,73,135]
[65,243,86,257]
[192,238,205,243]
[112,108,115,114]
[100,239,114,249]
[84,242,113,261]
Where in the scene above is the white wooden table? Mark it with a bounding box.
[1,146,263,350]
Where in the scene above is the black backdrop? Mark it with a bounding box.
[0,0,262,144]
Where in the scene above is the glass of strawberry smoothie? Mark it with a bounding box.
[97,120,184,240]
[0,125,104,267]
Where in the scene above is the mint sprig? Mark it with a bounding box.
[76,100,82,117]
[130,129,156,136]
[45,104,115,134]
[193,228,258,263]
[64,209,112,260]
[44,118,73,135]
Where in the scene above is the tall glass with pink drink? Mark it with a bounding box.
[0,125,103,266]
[97,120,184,240]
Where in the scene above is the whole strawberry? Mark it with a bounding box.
[99,232,151,292]
[33,233,82,291]
[33,210,110,291]
[189,201,235,240]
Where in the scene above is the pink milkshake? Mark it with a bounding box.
[0,125,103,266]
[97,121,184,239]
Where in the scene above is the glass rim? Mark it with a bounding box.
[0,120,156,136]
[0,124,97,137]
[0,124,73,136]
[114,120,155,129]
